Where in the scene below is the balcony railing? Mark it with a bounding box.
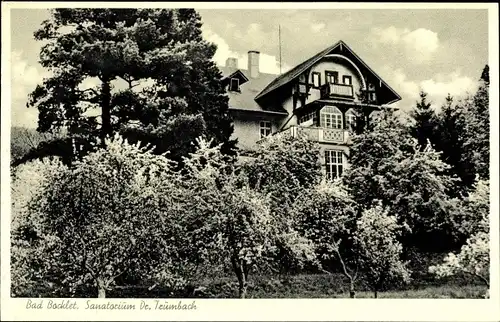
[320,83,354,99]
[286,125,349,144]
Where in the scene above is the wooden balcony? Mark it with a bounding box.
[320,83,354,99]
[285,125,350,144]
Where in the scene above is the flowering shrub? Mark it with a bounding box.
[354,203,411,297]
[240,135,323,277]
[429,232,489,286]
[345,110,460,250]
[11,135,185,298]
[430,179,489,292]
[241,134,322,211]
[175,138,280,298]
[11,158,68,297]
[291,180,358,296]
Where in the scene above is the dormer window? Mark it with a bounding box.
[229,78,240,92]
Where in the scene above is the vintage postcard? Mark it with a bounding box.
[1,1,499,321]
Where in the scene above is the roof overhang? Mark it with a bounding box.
[229,107,289,116]
[255,40,401,105]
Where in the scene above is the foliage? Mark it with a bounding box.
[459,74,489,181]
[11,158,68,297]
[432,94,473,194]
[293,180,356,264]
[452,179,490,240]
[10,127,62,164]
[292,180,411,298]
[173,138,281,298]
[292,180,358,296]
[11,135,187,298]
[240,134,323,275]
[241,134,322,217]
[410,91,437,151]
[27,8,234,164]
[344,109,459,251]
[353,203,411,297]
[431,65,489,189]
[431,179,490,291]
[429,232,489,288]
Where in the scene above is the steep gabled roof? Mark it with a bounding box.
[255,40,401,105]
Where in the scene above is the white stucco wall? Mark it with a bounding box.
[307,57,364,104]
[231,112,284,151]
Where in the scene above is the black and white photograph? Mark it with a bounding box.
[1,2,499,321]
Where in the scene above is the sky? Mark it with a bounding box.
[9,8,489,128]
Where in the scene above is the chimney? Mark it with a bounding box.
[225,57,238,69]
[248,50,260,78]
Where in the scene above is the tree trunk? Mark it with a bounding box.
[374,289,378,298]
[97,278,106,298]
[100,80,112,146]
[239,279,248,299]
[232,256,248,299]
[349,280,356,298]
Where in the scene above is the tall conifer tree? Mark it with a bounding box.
[27,9,235,163]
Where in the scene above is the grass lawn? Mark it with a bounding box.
[108,272,488,299]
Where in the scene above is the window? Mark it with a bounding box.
[325,150,344,180]
[320,106,343,129]
[325,71,339,84]
[296,83,307,94]
[311,72,321,88]
[366,83,376,103]
[260,121,272,138]
[299,111,317,126]
[229,78,240,92]
[346,109,357,132]
[343,75,352,85]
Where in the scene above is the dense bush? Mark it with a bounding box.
[430,179,490,294]
[344,109,461,251]
[11,135,189,298]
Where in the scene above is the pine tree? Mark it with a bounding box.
[462,65,489,180]
[27,9,235,164]
[410,91,437,151]
[433,94,472,194]
[480,64,489,85]
[431,65,490,190]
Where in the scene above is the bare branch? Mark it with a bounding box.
[78,88,99,96]
[318,267,333,275]
[334,246,353,281]
[118,75,139,89]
